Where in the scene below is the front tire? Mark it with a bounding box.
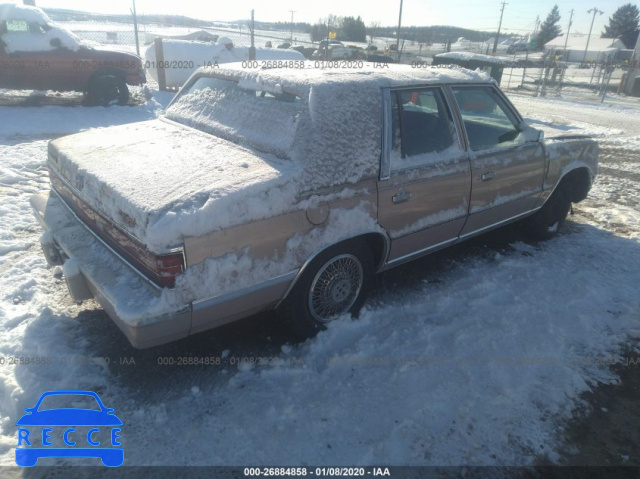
[524,184,572,240]
[88,74,129,106]
[280,241,374,338]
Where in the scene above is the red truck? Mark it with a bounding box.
[0,3,145,105]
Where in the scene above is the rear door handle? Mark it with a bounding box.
[481,172,496,181]
[392,191,412,204]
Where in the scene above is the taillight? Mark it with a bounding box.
[154,252,185,288]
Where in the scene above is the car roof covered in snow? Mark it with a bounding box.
[0,3,51,24]
[166,63,496,194]
[196,62,494,95]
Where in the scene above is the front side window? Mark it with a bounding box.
[390,87,460,170]
[451,86,521,151]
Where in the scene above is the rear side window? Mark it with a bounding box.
[390,87,461,170]
[451,86,521,151]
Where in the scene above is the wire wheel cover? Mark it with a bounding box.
[309,254,363,321]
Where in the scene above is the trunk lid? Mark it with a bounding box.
[48,118,301,253]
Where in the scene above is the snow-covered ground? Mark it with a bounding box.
[0,84,639,470]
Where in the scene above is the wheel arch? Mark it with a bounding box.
[88,67,127,83]
[85,68,128,94]
[278,231,389,305]
[557,165,594,203]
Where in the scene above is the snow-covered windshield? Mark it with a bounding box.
[165,75,303,158]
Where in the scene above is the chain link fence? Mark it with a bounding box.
[62,16,317,54]
[57,14,636,99]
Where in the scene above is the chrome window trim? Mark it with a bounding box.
[385,85,468,174]
[441,85,470,153]
[448,84,527,154]
[379,88,392,181]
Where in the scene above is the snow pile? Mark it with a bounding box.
[0,96,167,139]
[435,51,512,65]
[95,229,640,465]
[0,3,53,23]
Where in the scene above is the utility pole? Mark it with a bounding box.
[492,1,507,54]
[289,10,296,43]
[396,0,403,62]
[562,9,573,60]
[249,10,256,60]
[583,7,603,62]
[131,0,140,57]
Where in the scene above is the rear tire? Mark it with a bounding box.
[524,184,572,240]
[279,241,374,338]
[88,74,129,106]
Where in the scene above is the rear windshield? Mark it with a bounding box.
[165,75,303,158]
[37,394,101,411]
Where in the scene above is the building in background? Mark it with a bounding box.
[545,34,625,62]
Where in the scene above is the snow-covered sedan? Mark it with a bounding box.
[30,64,598,348]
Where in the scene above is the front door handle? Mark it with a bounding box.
[481,172,496,181]
[392,191,412,204]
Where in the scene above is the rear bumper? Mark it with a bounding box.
[30,191,191,349]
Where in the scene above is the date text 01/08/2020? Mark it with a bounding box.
[243,467,391,476]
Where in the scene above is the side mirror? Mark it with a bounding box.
[50,38,62,48]
[518,124,543,144]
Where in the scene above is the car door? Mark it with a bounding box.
[377,86,471,265]
[450,85,546,237]
[1,18,35,89]
[0,19,52,90]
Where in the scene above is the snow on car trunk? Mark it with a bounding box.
[49,119,302,253]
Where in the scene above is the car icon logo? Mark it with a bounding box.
[15,390,123,467]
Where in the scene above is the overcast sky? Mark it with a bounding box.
[23,0,635,37]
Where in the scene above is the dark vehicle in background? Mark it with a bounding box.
[507,40,530,54]
[0,3,145,105]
